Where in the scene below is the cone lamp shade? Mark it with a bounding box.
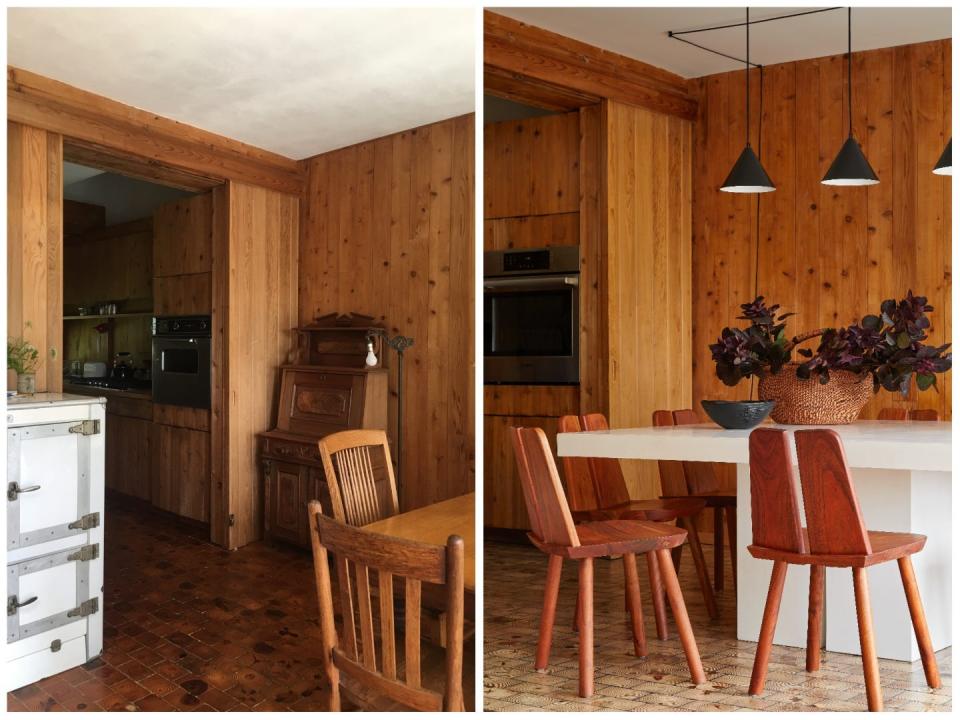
[720,8,774,194]
[822,8,878,186]
[933,138,951,175]
[822,136,879,186]
[721,144,775,193]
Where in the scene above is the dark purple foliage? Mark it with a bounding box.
[711,291,952,395]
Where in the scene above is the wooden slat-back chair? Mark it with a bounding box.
[511,426,705,698]
[560,414,715,629]
[318,429,399,526]
[746,428,939,711]
[877,407,909,420]
[660,409,738,592]
[909,409,940,421]
[308,501,464,712]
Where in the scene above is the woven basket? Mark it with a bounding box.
[758,364,873,425]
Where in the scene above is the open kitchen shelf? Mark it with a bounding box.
[63,312,153,320]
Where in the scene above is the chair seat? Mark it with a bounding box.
[572,496,706,523]
[528,519,687,559]
[748,529,926,568]
[662,492,736,507]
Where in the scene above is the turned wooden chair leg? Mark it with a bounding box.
[672,542,683,570]
[713,506,724,591]
[623,553,648,657]
[852,567,883,712]
[656,548,706,684]
[678,516,719,620]
[647,550,669,640]
[806,564,824,672]
[724,506,737,590]
[578,558,595,698]
[897,556,941,689]
[535,554,563,671]
[572,588,580,632]
[749,560,788,696]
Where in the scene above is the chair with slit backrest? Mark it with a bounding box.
[877,407,909,421]
[511,425,705,698]
[561,413,715,629]
[318,429,399,526]
[746,428,939,712]
[665,409,738,592]
[909,409,940,421]
[308,501,464,711]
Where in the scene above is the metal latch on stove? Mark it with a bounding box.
[68,512,100,530]
[69,420,101,436]
[66,598,99,618]
[67,544,100,562]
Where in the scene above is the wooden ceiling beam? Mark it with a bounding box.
[484,11,698,120]
[9,66,304,195]
[484,64,599,112]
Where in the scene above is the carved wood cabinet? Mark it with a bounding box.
[258,314,389,548]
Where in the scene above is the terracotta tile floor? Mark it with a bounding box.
[484,539,951,712]
[7,496,474,712]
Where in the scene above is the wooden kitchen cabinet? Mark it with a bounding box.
[153,193,212,277]
[151,423,210,523]
[153,273,211,315]
[105,413,152,501]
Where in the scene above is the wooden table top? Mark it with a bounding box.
[364,493,475,592]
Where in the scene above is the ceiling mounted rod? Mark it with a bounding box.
[668,7,843,37]
[666,6,844,69]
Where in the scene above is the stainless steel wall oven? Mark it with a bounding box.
[483,246,580,385]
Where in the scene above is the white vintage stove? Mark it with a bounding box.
[6,393,105,691]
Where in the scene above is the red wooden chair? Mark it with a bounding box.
[559,414,716,630]
[909,409,940,421]
[655,409,737,592]
[511,426,706,698]
[747,428,939,712]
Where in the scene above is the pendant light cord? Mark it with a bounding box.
[847,7,853,138]
[745,8,750,147]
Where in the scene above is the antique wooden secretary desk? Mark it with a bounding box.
[258,313,389,548]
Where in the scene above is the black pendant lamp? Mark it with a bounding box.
[822,8,878,186]
[721,8,774,193]
[933,138,951,175]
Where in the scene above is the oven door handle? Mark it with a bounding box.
[483,275,579,290]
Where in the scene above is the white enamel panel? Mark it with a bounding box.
[19,433,81,532]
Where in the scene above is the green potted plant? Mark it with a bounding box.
[709,292,951,424]
[8,336,40,395]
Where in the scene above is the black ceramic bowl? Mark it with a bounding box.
[700,400,775,430]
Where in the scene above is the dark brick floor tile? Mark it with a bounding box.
[151,659,190,681]
[113,659,153,682]
[104,678,150,703]
[198,685,238,711]
[125,645,163,667]
[72,680,115,704]
[137,673,180,697]
[162,688,204,711]
[132,694,174,712]
[83,663,127,686]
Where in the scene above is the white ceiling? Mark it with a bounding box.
[62,162,104,187]
[8,7,475,159]
[494,6,952,79]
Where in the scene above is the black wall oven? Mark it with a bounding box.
[484,246,580,385]
[152,316,211,408]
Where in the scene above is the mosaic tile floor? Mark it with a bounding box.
[7,495,474,712]
[484,539,951,712]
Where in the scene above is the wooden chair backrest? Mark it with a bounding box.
[909,409,940,421]
[579,413,632,507]
[672,409,721,494]
[308,501,464,712]
[318,429,399,526]
[510,426,580,548]
[795,430,872,555]
[557,415,601,511]
[747,428,807,553]
[652,410,692,496]
[877,407,909,420]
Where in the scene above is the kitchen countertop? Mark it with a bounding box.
[63,382,153,402]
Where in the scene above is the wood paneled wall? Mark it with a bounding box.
[605,100,693,500]
[298,114,475,512]
[7,121,62,392]
[213,182,299,548]
[692,39,952,425]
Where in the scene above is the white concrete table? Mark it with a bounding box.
[556,421,951,661]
